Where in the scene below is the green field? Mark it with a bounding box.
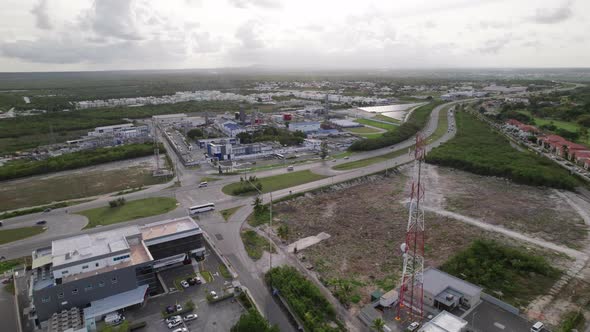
[79,197,178,229]
[222,170,327,196]
[0,257,27,274]
[345,126,382,134]
[426,105,452,144]
[0,226,46,245]
[220,206,242,221]
[517,110,590,145]
[441,240,560,307]
[427,111,579,189]
[333,148,408,171]
[355,118,399,131]
[0,165,169,212]
[241,229,274,260]
[372,114,401,123]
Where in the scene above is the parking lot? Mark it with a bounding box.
[123,243,243,331]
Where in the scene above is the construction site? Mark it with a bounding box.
[269,136,590,331]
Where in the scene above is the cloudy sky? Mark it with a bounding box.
[0,0,588,72]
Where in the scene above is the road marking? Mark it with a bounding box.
[494,322,505,330]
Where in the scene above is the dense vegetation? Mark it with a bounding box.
[427,111,579,189]
[349,101,442,151]
[557,311,585,332]
[236,127,305,146]
[0,143,160,181]
[231,309,280,332]
[266,266,343,332]
[441,240,560,307]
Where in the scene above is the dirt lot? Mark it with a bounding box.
[0,156,170,211]
[422,165,588,249]
[270,169,570,312]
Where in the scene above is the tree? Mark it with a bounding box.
[187,128,203,139]
[277,224,289,240]
[372,318,386,332]
[252,196,263,212]
[231,309,280,332]
[320,141,329,160]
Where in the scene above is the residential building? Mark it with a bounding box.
[28,217,205,327]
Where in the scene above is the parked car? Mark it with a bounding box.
[168,320,182,329]
[193,276,202,285]
[166,304,183,314]
[531,322,544,332]
[407,322,420,331]
[180,280,190,288]
[172,328,188,332]
[165,316,181,324]
[183,314,198,322]
[210,291,219,300]
[36,220,47,225]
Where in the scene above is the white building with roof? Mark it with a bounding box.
[423,268,482,311]
[419,311,468,332]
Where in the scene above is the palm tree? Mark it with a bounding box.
[372,317,386,332]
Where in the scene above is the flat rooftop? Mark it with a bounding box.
[52,226,140,268]
[141,216,200,241]
[423,268,482,298]
[419,311,467,332]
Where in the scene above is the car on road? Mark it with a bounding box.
[172,328,188,332]
[36,220,47,225]
[407,322,420,331]
[287,165,294,171]
[531,322,544,332]
[210,290,219,300]
[198,181,208,188]
[180,280,190,288]
[344,156,349,159]
[183,314,198,322]
[43,208,51,213]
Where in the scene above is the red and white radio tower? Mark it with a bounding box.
[396,134,426,322]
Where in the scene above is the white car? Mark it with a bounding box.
[407,322,420,331]
[531,322,544,332]
[165,316,181,324]
[172,328,188,332]
[210,291,219,299]
[184,313,198,322]
[168,320,182,329]
[180,280,190,288]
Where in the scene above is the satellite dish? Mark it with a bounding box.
[400,243,407,253]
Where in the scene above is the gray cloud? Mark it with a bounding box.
[478,35,512,54]
[30,0,52,30]
[228,0,281,9]
[79,0,144,41]
[530,1,573,24]
[235,20,264,49]
[192,32,221,53]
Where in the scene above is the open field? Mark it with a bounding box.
[79,197,177,229]
[220,206,242,221]
[240,229,274,260]
[354,118,398,131]
[427,111,579,189]
[270,170,571,310]
[332,145,408,170]
[517,110,590,146]
[222,170,327,196]
[372,114,401,123]
[429,166,587,248]
[345,126,382,134]
[0,226,45,245]
[0,157,170,212]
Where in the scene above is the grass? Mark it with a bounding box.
[359,132,385,139]
[332,151,354,159]
[222,170,327,196]
[201,270,214,283]
[248,206,271,227]
[517,110,590,145]
[427,111,579,189]
[0,199,92,219]
[426,105,452,144]
[200,176,222,182]
[219,264,232,279]
[441,240,561,308]
[373,114,401,123]
[80,197,178,229]
[355,118,399,131]
[240,229,274,260]
[0,226,46,245]
[345,126,382,134]
[333,147,409,171]
[0,165,169,212]
[220,206,242,221]
[113,186,146,196]
[0,257,27,274]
